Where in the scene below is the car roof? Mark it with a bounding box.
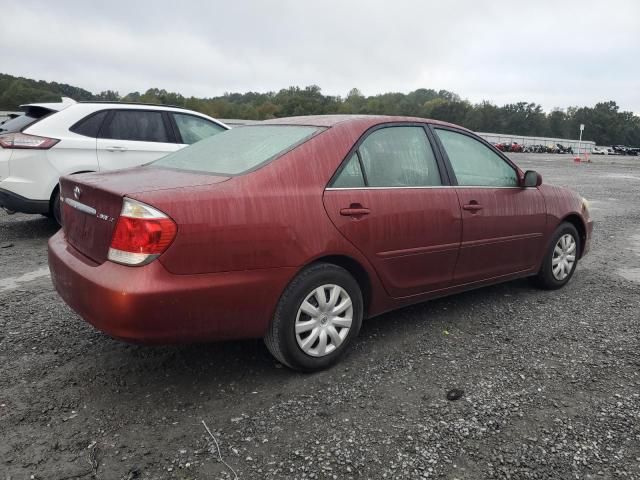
[259,114,470,131]
[77,101,192,111]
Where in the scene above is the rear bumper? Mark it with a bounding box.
[0,187,49,214]
[48,231,296,343]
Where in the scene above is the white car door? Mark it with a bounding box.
[96,109,181,171]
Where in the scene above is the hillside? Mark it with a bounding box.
[1,73,638,145]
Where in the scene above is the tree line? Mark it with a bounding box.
[1,73,639,146]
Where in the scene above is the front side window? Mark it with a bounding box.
[173,113,226,144]
[435,129,518,187]
[102,110,170,143]
[358,126,441,187]
[152,125,322,175]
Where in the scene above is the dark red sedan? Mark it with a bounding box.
[48,115,593,371]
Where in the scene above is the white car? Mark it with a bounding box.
[0,101,228,224]
[591,146,609,155]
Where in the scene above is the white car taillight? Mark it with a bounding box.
[108,198,177,266]
[0,133,59,149]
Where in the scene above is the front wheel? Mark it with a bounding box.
[533,222,580,289]
[264,263,363,371]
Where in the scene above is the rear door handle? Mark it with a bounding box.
[462,203,483,212]
[340,206,370,217]
[106,146,128,152]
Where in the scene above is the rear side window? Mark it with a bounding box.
[173,113,226,144]
[332,153,366,188]
[435,129,518,187]
[357,126,441,187]
[153,125,322,175]
[69,110,108,137]
[101,110,170,143]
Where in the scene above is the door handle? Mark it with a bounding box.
[106,146,128,152]
[340,205,370,217]
[462,202,483,212]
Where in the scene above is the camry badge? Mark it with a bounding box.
[73,186,81,200]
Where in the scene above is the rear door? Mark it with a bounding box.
[97,109,181,171]
[432,127,547,284]
[323,124,461,297]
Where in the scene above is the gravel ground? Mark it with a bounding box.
[1,153,639,480]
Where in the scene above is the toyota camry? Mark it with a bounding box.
[48,115,593,371]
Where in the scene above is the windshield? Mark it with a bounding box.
[152,125,323,175]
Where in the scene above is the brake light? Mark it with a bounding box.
[108,198,177,266]
[0,133,59,149]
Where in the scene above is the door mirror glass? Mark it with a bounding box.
[523,170,542,187]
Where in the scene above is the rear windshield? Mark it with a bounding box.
[0,114,40,133]
[0,107,55,133]
[152,125,323,175]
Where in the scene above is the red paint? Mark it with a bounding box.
[323,188,461,296]
[48,115,592,344]
[453,187,547,283]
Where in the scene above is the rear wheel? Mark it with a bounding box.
[47,187,63,226]
[264,263,363,371]
[533,222,580,289]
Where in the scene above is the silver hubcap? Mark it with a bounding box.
[295,284,353,357]
[552,233,577,280]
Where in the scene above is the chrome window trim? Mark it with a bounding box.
[326,186,529,191]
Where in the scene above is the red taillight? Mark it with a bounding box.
[108,198,176,266]
[0,133,59,149]
[111,216,177,254]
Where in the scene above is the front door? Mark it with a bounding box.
[323,125,462,297]
[433,128,547,285]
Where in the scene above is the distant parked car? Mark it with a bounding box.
[49,115,593,371]
[556,144,573,154]
[610,145,637,156]
[0,101,228,224]
[592,146,609,155]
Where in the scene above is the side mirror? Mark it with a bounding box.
[523,170,542,187]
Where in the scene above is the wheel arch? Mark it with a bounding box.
[559,213,587,258]
[307,254,373,318]
[48,170,96,212]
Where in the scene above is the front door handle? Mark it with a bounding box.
[106,146,128,152]
[340,204,370,217]
[462,202,483,212]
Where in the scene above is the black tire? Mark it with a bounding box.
[264,263,363,372]
[533,222,580,290]
[51,189,62,226]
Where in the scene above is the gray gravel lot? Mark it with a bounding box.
[1,153,639,479]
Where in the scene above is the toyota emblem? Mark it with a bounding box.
[73,186,81,200]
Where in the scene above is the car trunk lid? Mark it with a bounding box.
[60,167,229,264]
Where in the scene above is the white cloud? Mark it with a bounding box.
[1,0,639,112]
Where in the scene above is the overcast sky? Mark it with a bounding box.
[2,0,639,112]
